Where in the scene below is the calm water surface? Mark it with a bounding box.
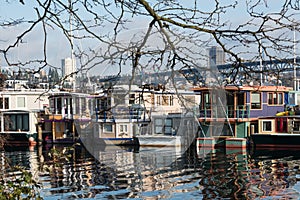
[2,144,300,199]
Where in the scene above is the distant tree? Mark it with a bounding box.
[0,0,299,87]
[48,67,60,86]
[0,73,7,89]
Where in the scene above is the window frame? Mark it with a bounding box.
[262,120,273,132]
[251,92,261,109]
[103,124,113,133]
[267,92,284,105]
[4,113,29,131]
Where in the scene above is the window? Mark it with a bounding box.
[138,94,144,104]
[276,118,287,133]
[251,93,261,109]
[0,97,9,109]
[162,96,169,106]
[169,96,174,106]
[75,97,80,114]
[268,92,284,105]
[262,121,272,132]
[129,94,135,105]
[104,124,113,132]
[96,98,111,110]
[203,92,210,108]
[114,93,125,105]
[154,118,163,134]
[80,97,86,114]
[56,97,62,114]
[120,124,128,132]
[164,118,173,135]
[268,93,273,104]
[4,113,29,131]
[156,96,161,105]
[17,97,26,108]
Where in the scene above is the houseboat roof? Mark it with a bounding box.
[191,85,292,92]
[258,115,300,119]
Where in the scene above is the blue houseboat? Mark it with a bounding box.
[251,89,300,149]
[192,85,292,149]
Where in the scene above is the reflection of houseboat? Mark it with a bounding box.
[0,88,49,146]
[193,85,292,149]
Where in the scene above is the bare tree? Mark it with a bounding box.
[0,0,299,87]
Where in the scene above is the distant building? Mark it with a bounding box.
[61,57,76,88]
[208,46,225,67]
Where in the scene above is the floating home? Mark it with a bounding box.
[40,91,76,144]
[0,87,49,146]
[192,85,292,149]
[72,84,200,148]
[251,89,300,149]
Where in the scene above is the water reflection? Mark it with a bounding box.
[2,145,300,199]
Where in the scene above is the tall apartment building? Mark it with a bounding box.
[62,57,76,87]
[208,46,225,67]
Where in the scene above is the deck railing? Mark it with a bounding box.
[95,105,149,122]
[199,105,250,120]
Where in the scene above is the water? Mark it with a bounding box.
[2,144,300,199]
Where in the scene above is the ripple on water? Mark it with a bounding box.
[3,146,300,199]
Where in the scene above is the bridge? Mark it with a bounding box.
[217,57,300,74]
[95,57,300,86]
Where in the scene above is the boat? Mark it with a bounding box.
[40,91,78,144]
[135,86,200,149]
[73,83,200,149]
[73,85,150,146]
[137,112,198,150]
[192,85,292,149]
[0,109,40,146]
[0,86,50,146]
[250,114,300,149]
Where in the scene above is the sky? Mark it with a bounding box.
[0,1,299,77]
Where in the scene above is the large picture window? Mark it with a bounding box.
[4,113,29,131]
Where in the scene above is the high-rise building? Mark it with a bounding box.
[208,46,225,67]
[62,57,76,87]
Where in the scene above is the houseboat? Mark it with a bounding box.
[136,87,200,149]
[250,89,300,149]
[73,84,200,149]
[40,91,77,144]
[73,85,150,146]
[192,85,292,150]
[250,114,300,149]
[0,87,50,146]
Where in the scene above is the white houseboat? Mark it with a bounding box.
[72,84,200,149]
[0,87,49,146]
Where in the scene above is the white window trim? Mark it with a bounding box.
[261,120,273,132]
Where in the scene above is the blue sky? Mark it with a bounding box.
[0,1,298,76]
